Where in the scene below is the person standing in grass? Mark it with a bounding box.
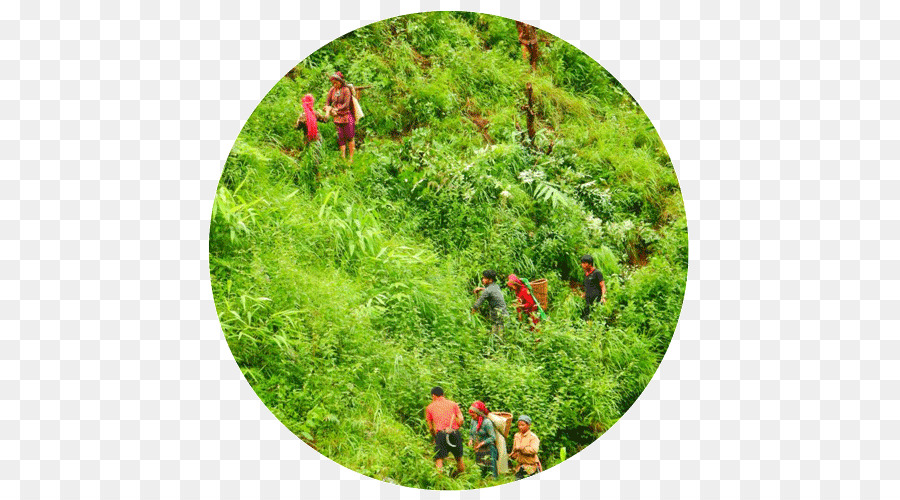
[579,254,607,321]
[296,94,325,143]
[506,274,540,328]
[467,401,498,479]
[471,270,509,335]
[510,415,541,480]
[425,387,465,477]
[295,94,328,181]
[324,71,356,163]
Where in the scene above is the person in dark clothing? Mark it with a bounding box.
[580,255,606,321]
[471,270,509,335]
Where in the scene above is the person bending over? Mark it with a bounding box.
[471,270,510,336]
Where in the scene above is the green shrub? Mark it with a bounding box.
[209,12,686,490]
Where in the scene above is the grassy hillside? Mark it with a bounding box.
[209,12,687,489]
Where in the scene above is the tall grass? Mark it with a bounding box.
[209,12,687,489]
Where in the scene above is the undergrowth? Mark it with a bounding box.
[210,12,687,490]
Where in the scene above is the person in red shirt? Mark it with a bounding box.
[425,387,465,476]
[506,274,540,327]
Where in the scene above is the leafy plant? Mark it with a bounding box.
[209,11,687,490]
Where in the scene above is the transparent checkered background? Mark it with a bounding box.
[2,0,897,498]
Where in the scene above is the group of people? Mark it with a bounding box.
[296,71,358,163]
[470,270,541,334]
[425,387,541,480]
[470,254,608,332]
[425,256,608,479]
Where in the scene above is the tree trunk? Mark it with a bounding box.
[524,82,536,147]
[516,22,540,70]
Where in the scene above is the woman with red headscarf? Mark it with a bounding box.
[467,401,498,478]
[296,94,325,143]
[506,274,540,327]
[295,94,328,181]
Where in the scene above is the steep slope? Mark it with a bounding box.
[209,12,687,489]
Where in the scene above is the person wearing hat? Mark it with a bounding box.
[509,415,541,479]
[325,71,356,163]
[425,387,465,477]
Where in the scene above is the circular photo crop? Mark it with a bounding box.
[210,12,687,490]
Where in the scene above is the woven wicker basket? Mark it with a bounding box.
[489,412,514,437]
[530,278,548,309]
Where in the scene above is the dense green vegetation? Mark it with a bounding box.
[209,12,687,489]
